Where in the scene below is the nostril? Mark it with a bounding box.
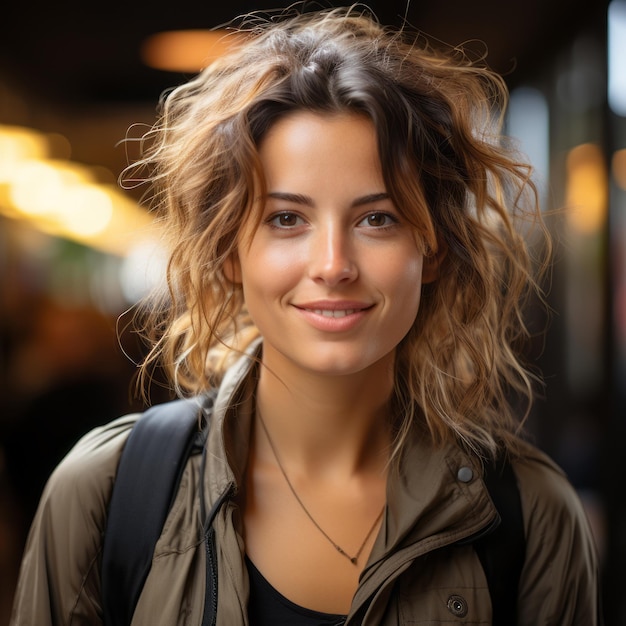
[311,258,358,285]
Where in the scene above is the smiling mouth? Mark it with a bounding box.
[308,309,359,318]
[294,303,372,331]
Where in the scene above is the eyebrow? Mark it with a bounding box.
[266,191,391,208]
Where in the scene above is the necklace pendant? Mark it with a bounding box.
[350,557,358,565]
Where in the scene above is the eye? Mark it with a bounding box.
[359,212,399,228]
[266,212,305,228]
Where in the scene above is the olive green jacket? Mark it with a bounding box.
[10,350,601,625]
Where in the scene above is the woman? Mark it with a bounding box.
[10,7,601,625]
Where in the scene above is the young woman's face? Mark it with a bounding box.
[229,111,429,379]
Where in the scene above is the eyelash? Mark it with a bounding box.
[266,212,305,229]
[265,211,400,230]
[358,212,400,229]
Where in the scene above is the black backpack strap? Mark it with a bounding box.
[474,454,526,626]
[101,397,207,626]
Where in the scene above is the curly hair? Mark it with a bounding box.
[126,5,550,460]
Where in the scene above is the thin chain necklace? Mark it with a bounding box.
[257,408,385,566]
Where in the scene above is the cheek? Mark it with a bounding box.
[385,256,424,323]
[247,234,308,274]
[239,245,301,306]
[377,251,424,295]
[261,243,306,275]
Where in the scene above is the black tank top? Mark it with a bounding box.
[246,556,348,626]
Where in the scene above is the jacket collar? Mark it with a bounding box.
[372,429,497,563]
[203,339,261,509]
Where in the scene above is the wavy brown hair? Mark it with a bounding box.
[125,5,550,459]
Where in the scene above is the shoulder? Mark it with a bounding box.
[510,440,602,623]
[510,439,590,531]
[35,414,140,538]
[11,414,141,625]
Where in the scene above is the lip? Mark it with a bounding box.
[293,300,373,332]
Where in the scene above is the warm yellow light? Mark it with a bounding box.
[87,185,157,256]
[0,125,159,257]
[141,29,246,73]
[613,149,626,190]
[58,185,113,237]
[9,159,92,219]
[565,143,608,234]
[0,126,50,183]
[2,155,155,256]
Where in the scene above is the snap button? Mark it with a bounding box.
[447,594,468,617]
[457,466,474,483]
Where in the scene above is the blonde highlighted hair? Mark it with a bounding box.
[126,5,550,459]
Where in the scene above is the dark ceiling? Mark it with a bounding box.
[0,0,611,108]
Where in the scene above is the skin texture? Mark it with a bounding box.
[227,111,436,613]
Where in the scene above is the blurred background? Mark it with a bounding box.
[0,0,624,622]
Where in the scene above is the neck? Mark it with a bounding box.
[254,348,394,476]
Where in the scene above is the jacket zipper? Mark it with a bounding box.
[202,526,219,626]
[200,481,235,626]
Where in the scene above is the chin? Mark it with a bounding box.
[300,348,393,378]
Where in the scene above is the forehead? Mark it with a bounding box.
[257,111,384,189]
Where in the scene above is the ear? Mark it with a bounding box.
[223,253,242,285]
[421,240,447,284]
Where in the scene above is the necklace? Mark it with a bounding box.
[256,409,385,566]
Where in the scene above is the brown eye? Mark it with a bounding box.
[278,213,298,226]
[267,212,304,228]
[367,213,387,227]
[360,212,397,228]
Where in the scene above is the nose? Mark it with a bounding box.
[308,223,358,286]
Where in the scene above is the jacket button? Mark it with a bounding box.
[447,594,468,617]
[457,466,474,483]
